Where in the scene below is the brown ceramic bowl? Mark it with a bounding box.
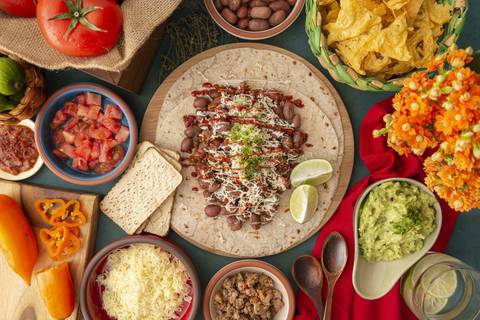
[204,260,295,320]
[80,235,200,320]
[205,0,304,40]
[35,83,138,186]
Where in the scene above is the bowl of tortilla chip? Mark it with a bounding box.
[305,0,468,91]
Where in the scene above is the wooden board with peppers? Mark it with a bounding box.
[0,180,99,320]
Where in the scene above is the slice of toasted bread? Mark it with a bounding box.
[100,145,182,235]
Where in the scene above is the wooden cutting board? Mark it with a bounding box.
[0,180,100,320]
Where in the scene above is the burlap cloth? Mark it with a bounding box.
[0,0,181,72]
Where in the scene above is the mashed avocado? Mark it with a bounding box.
[358,181,436,262]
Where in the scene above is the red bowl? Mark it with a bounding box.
[204,260,296,320]
[80,235,200,320]
[205,0,305,40]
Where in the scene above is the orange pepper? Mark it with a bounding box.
[36,263,74,319]
[39,225,81,261]
[34,198,66,224]
[0,195,38,285]
[50,199,87,227]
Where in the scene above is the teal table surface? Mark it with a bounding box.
[34,1,480,318]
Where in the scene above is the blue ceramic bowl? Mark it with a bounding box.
[35,83,138,185]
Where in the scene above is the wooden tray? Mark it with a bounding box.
[140,43,354,257]
[0,180,100,320]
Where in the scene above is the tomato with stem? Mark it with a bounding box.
[36,0,122,57]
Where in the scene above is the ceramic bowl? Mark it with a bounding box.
[80,235,200,320]
[352,178,442,300]
[35,83,137,185]
[204,0,304,40]
[0,119,43,181]
[204,260,295,320]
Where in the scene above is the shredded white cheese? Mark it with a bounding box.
[96,244,190,320]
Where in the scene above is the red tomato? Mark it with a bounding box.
[63,102,78,116]
[58,144,75,159]
[102,117,120,134]
[115,126,129,143]
[104,104,122,120]
[75,94,86,104]
[0,0,36,17]
[87,105,101,120]
[36,0,123,57]
[77,104,89,118]
[62,131,75,144]
[85,92,101,106]
[52,109,68,128]
[72,157,89,171]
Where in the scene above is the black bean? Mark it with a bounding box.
[205,204,221,217]
[180,137,194,153]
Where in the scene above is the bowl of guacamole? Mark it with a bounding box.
[352,178,442,300]
[358,180,437,262]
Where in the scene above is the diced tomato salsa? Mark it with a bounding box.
[51,92,130,175]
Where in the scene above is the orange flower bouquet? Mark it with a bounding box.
[374,46,480,211]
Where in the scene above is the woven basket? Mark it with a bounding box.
[0,51,46,124]
[305,0,469,92]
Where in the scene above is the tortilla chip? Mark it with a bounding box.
[424,0,452,25]
[385,0,409,11]
[324,0,381,44]
[336,24,382,74]
[363,52,392,74]
[379,14,411,61]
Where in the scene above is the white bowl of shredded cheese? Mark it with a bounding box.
[80,235,200,320]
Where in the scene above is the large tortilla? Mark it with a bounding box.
[153,48,344,257]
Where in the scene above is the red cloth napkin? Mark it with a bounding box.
[295,98,460,320]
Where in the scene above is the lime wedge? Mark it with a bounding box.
[424,294,448,315]
[290,185,319,224]
[290,159,333,187]
[421,264,458,299]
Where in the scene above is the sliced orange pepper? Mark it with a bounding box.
[39,225,81,261]
[34,199,66,224]
[0,195,38,285]
[50,199,87,227]
[36,263,74,319]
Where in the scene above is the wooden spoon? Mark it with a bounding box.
[321,232,348,320]
[292,255,324,317]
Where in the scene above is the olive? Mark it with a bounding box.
[194,97,209,110]
[227,216,243,231]
[209,182,222,193]
[180,137,194,153]
[184,125,200,138]
[292,114,301,128]
[283,101,295,120]
[205,204,221,217]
